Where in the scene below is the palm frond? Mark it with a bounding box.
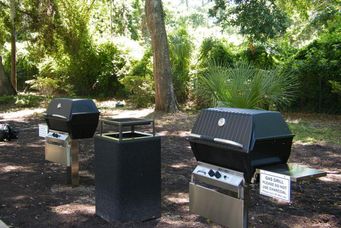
[198,62,298,110]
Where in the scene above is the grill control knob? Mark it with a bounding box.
[215,171,221,179]
[208,169,215,177]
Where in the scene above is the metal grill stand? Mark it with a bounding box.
[190,162,248,228]
[45,131,79,186]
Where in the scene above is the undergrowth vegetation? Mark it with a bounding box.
[0,0,340,112]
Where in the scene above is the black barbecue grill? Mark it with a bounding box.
[188,107,294,182]
[44,98,100,186]
[45,98,100,139]
[188,108,327,228]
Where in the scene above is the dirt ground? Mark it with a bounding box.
[0,108,340,228]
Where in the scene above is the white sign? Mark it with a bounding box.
[38,124,48,138]
[260,170,291,202]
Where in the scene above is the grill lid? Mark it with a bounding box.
[46,98,99,120]
[190,108,292,152]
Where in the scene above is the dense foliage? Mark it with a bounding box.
[169,25,193,103]
[288,26,341,113]
[209,0,290,42]
[0,0,340,113]
[199,62,298,109]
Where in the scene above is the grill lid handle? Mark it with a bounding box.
[189,133,201,138]
[51,114,68,119]
[213,138,243,149]
[189,133,244,149]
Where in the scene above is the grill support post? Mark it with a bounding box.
[66,140,79,186]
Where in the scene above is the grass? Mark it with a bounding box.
[0,93,49,111]
[286,113,341,145]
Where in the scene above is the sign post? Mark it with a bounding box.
[260,170,291,202]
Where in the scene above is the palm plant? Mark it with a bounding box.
[199,62,298,109]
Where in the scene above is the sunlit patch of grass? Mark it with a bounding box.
[0,93,49,112]
[287,115,341,145]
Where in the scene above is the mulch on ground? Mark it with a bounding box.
[0,109,340,227]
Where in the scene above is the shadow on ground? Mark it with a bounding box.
[0,112,340,227]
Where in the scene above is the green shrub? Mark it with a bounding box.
[92,42,129,98]
[29,77,60,96]
[3,48,39,91]
[120,49,154,108]
[15,94,43,107]
[288,29,341,113]
[121,75,154,108]
[193,38,236,107]
[0,96,15,106]
[33,42,129,98]
[329,81,341,95]
[33,56,73,96]
[241,43,274,68]
[169,25,193,103]
[199,38,234,67]
[0,94,43,108]
[198,62,298,109]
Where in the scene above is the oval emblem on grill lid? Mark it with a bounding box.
[57,103,62,109]
[218,118,225,127]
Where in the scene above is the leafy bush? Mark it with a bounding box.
[121,75,154,108]
[14,94,43,107]
[0,96,15,105]
[198,62,298,109]
[288,29,341,113]
[16,55,39,91]
[32,42,129,97]
[193,38,236,107]
[0,94,43,108]
[120,49,154,108]
[91,42,129,98]
[241,43,274,68]
[329,81,341,95]
[3,51,39,91]
[31,56,73,96]
[199,38,234,68]
[169,25,193,103]
[29,77,60,96]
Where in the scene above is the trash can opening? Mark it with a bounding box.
[103,132,152,140]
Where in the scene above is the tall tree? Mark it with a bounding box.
[145,0,178,112]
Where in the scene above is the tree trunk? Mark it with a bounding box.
[10,0,17,92]
[0,56,16,96]
[145,0,178,112]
